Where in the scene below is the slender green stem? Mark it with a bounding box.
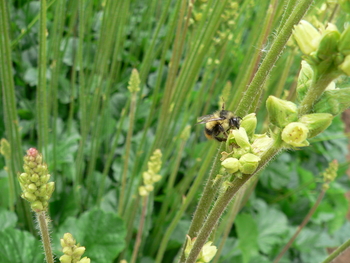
[321,238,350,263]
[37,212,54,263]
[155,143,218,263]
[235,0,314,117]
[37,0,49,156]
[273,189,326,263]
[119,91,138,215]
[178,144,224,261]
[130,196,148,263]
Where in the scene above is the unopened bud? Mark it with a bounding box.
[316,31,340,61]
[298,113,333,138]
[297,61,314,101]
[230,127,251,150]
[240,113,257,138]
[221,157,240,174]
[314,87,350,115]
[266,96,298,128]
[293,20,321,55]
[339,55,350,76]
[239,153,261,174]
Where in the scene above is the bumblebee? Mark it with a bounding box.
[197,106,241,142]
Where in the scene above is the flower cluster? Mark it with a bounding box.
[220,113,272,177]
[184,235,217,263]
[18,148,55,212]
[138,149,162,196]
[322,160,338,191]
[293,20,350,77]
[266,96,333,147]
[59,233,90,263]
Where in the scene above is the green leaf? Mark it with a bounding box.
[54,208,126,263]
[0,208,17,230]
[256,203,288,254]
[0,228,44,263]
[236,213,259,263]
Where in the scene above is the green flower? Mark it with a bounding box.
[230,127,251,150]
[281,122,309,147]
[197,241,218,263]
[339,55,350,76]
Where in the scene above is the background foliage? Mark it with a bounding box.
[0,0,350,262]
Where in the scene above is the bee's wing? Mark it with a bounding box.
[197,114,224,124]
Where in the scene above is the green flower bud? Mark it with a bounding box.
[46,182,55,197]
[184,235,195,258]
[297,61,314,101]
[72,247,86,257]
[31,201,44,212]
[339,27,350,55]
[239,153,261,174]
[266,96,298,128]
[23,192,37,202]
[63,233,75,246]
[79,257,91,263]
[298,113,333,138]
[221,157,240,174]
[59,255,72,263]
[316,31,340,61]
[339,55,350,76]
[281,122,309,147]
[139,186,148,196]
[31,173,39,182]
[240,113,257,138]
[198,241,217,263]
[230,127,251,150]
[293,20,321,55]
[313,87,350,115]
[127,68,140,93]
[27,183,37,192]
[62,246,73,255]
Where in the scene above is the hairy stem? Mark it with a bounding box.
[37,212,54,263]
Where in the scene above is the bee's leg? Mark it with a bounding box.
[214,136,227,142]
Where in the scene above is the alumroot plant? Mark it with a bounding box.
[182,19,350,263]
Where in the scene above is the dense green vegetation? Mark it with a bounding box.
[1,0,350,262]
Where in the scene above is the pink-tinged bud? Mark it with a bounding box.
[31,201,44,212]
[27,148,38,157]
[281,122,309,147]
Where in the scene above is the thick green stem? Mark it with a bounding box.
[298,73,337,116]
[183,140,282,263]
[37,212,54,263]
[235,0,314,117]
